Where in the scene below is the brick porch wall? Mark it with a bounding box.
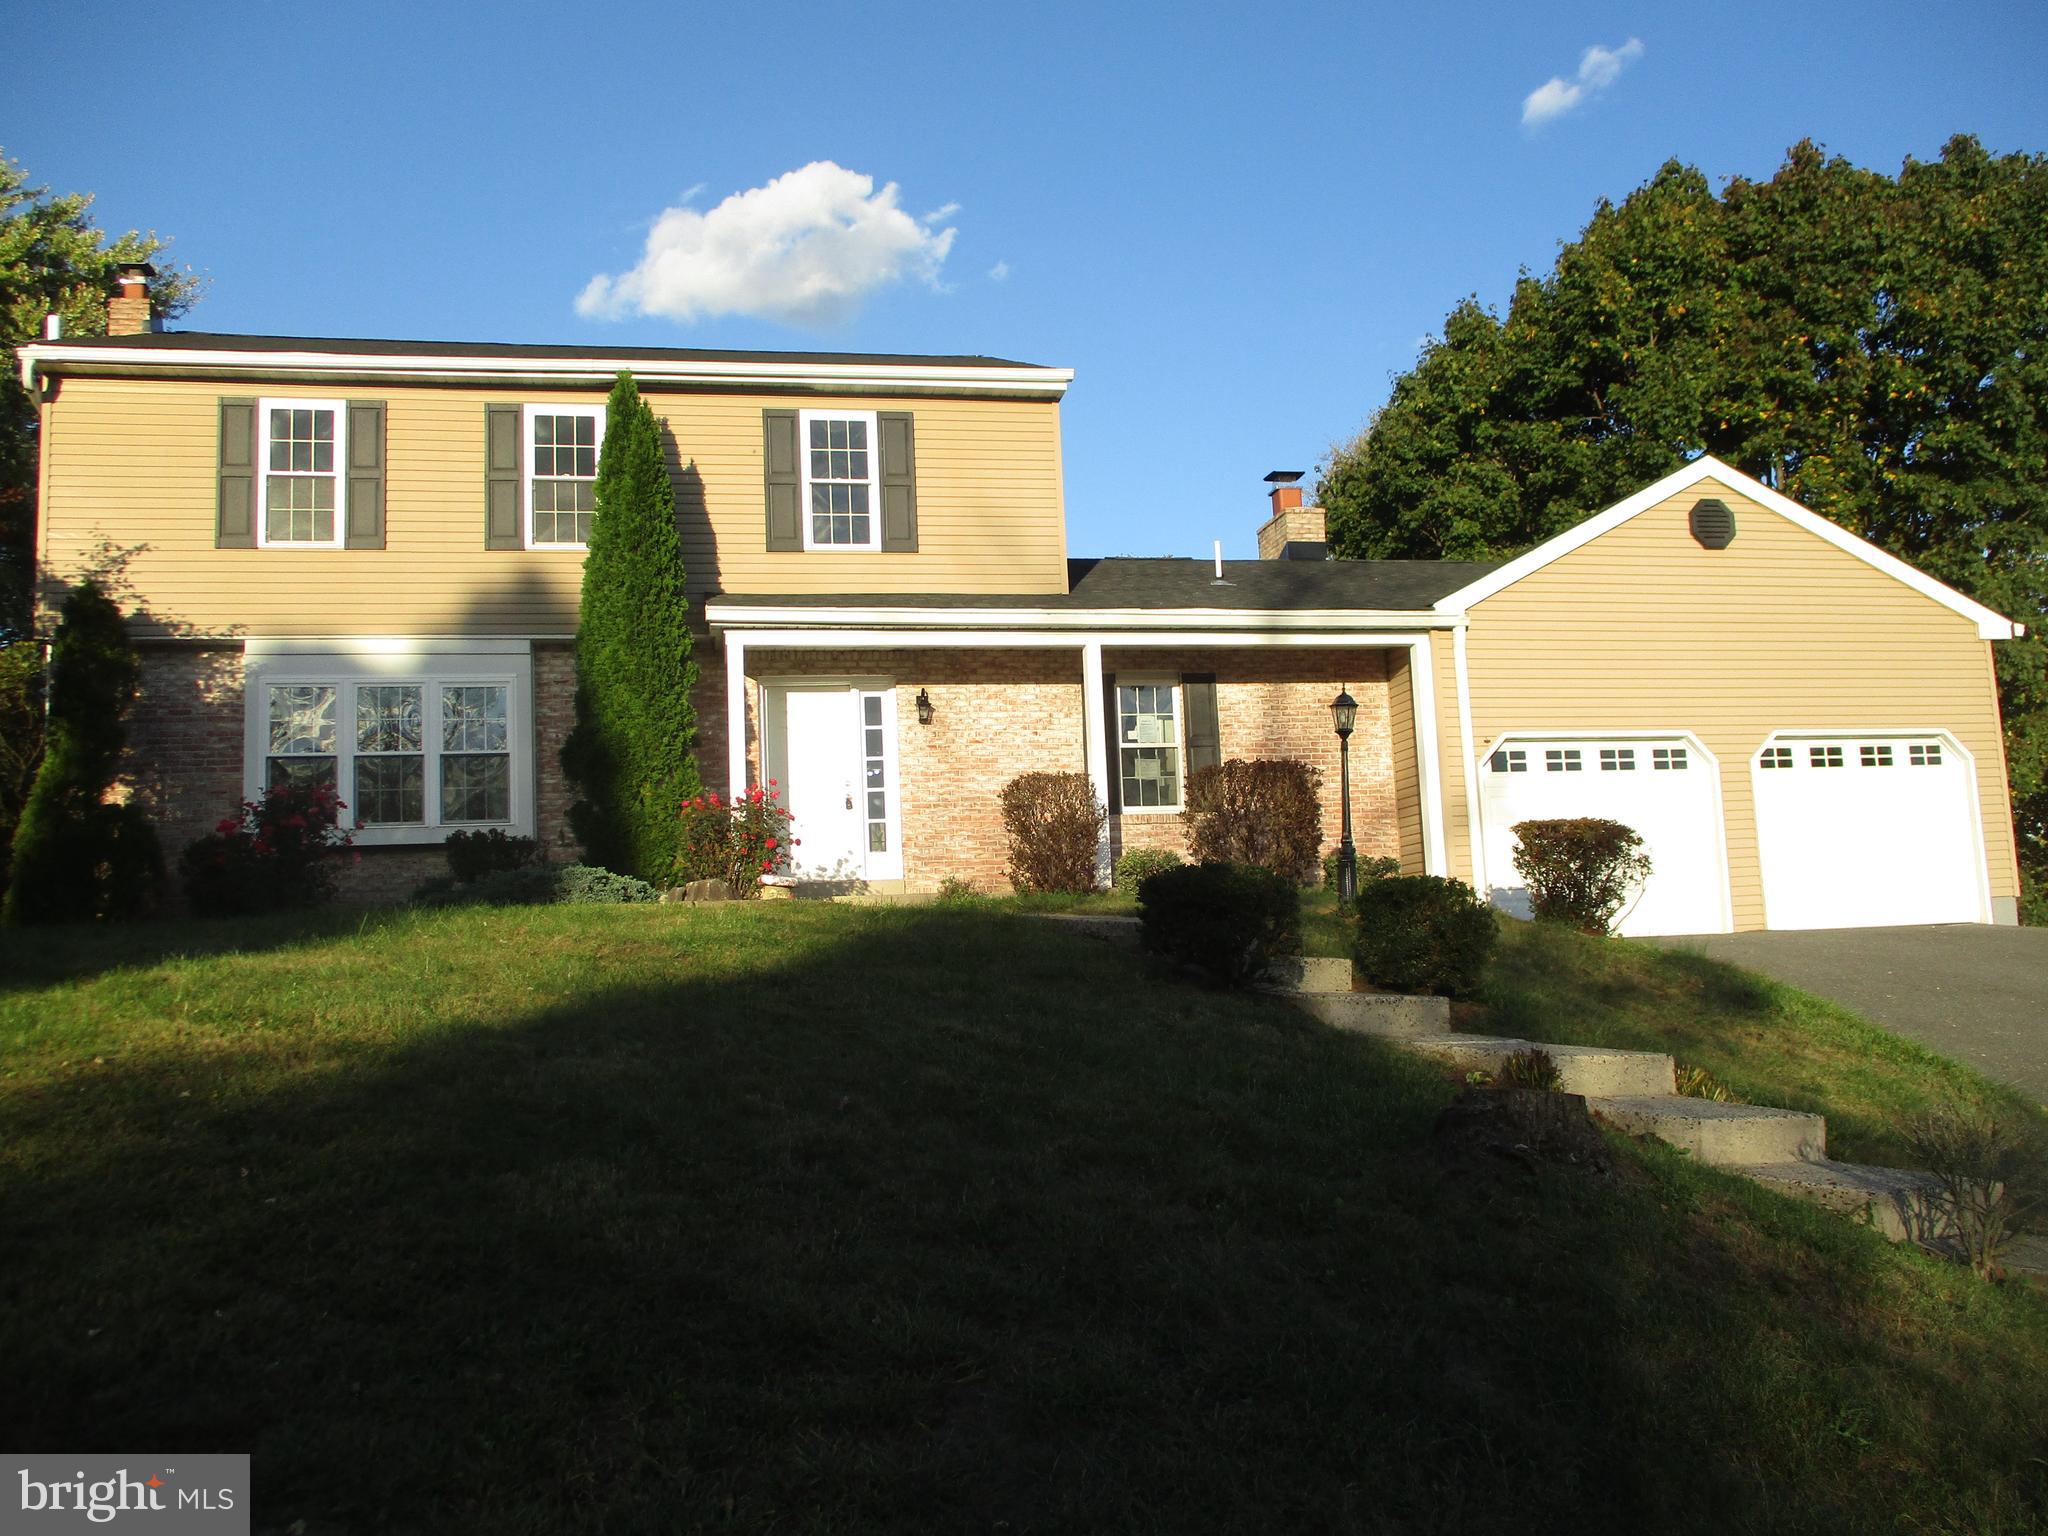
[1105,648,1399,868]
[743,647,1083,891]
[737,643,1402,891]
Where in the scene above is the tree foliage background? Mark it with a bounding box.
[1319,136,2048,920]
[561,372,701,882]
[2,149,201,639]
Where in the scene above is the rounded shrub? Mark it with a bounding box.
[1182,758,1323,884]
[445,828,540,885]
[999,771,1104,893]
[1509,818,1652,935]
[1112,845,1182,895]
[1138,861,1301,988]
[1352,875,1497,999]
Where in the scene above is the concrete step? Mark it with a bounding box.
[1591,1094,1826,1167]
[1290,991,1450,1038]
[1730,1158,1953,1244]
[1407,1034,1676,1098]
[1256,956,1354,995]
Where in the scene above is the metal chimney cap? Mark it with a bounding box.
[1263,470,1305,485]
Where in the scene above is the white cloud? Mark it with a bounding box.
[1521,37,1644,127]
[988,260,1010,282]
[576,162,958,327]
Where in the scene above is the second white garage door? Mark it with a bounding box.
[1752,733,1986,929]
[1477,735,1730,937]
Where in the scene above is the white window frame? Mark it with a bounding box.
[1113,674,1184,815]
[255,397,348,550]
[242,640,535,847]
[798,408,883,552]
[523,403,606,551]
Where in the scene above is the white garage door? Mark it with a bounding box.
[1478,736,1729,937]
[1753,734,1985,929]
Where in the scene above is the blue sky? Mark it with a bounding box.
[10,0,2047,559]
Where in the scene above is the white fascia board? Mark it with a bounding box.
[17,341,1072,399]
[706,604,1460,635]
[1431,455,2024,642]
[244,635,536,657]
[726,628,1439,650]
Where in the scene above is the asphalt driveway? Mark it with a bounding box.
[1651,925,2048,1104]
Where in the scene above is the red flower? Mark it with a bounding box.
[759,859,772,871]
[708,792,721,808]
[215,817,238,835]
[792,838,801,846]
[765,836,778,849]
[768,777,778,786]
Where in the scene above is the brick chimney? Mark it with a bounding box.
[1256,471,1327,560]
[106,262,156,336]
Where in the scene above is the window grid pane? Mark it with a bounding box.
[860,691,889,852]
[532,412,599,544]
[264,407,338,542]
[806,416,876,546]
[1909,743,1942,767]
[1599,748,1636,771]
[1545,748,1582,772]
[1653,746,1690,771]
[1117,684,1181,807]
[1810,745,1845,768]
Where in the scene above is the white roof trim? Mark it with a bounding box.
[1431,455,2023,642]
[705,601,1459,634]
[17,341,1072,399]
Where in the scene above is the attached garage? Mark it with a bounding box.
[1433,456,2025,934]
[1477,733,1730,937]
[1752,732,1989,929]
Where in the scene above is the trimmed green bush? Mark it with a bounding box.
[1138,861,1301,988]
[1112,845,1182,895]
[414,863,656,908]
[1183,758,1323,884]
[1510,817,1652,935]
[561,372,700,883]
[1000,771,1104,893]
[445,828,539,885]
[1353,875,1497,999]
[2,580,162,923]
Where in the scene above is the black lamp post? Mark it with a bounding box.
[1331,687,1358,908]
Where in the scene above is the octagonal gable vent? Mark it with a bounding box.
[1690,497,1737,549]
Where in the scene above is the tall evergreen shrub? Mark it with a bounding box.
[2,579,161,923]
[560,373,700,881]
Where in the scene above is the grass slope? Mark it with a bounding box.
[2,904,2045,1534]
[1479,920,2048,1169]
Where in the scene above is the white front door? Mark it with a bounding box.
[1477,734,1731,936]
[764,683,903,882]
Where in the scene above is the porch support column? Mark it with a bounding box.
[724,633,749,805]
[1080,640,1111,886]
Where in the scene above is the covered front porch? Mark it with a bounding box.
[708,616,1454,893]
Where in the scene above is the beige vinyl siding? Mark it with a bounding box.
[38,376,1069,638]
[1457,479,2018,929]
[1385,651,1425,874]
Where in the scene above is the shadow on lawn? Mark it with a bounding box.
[3,907,2041,1534]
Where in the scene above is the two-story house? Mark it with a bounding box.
[18,268,2026,932]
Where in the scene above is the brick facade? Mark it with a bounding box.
[738,642,1402,891]
[119,635,1410,906]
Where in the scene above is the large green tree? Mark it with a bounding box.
[561,372,700,882]
[1,150,201,638]
[1321,136,2048,918]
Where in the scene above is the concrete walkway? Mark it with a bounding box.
[1651,926,2048,1104]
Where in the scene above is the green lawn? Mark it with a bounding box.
[1476,919,2048,1170]
[4,903,2046,1534]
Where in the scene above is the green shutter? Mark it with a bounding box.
[1102,674,1123,814]
[216,398,256,548]
[484,403,522,549]
[763,408,800,550]
[345,400,385,549]
[878,410,917,552]
[1183,674,1220,774]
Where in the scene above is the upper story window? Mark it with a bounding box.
[525,406,603,549]
[258,398,346,548]
[1117,680,1182,811]
[801,409,880,550]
